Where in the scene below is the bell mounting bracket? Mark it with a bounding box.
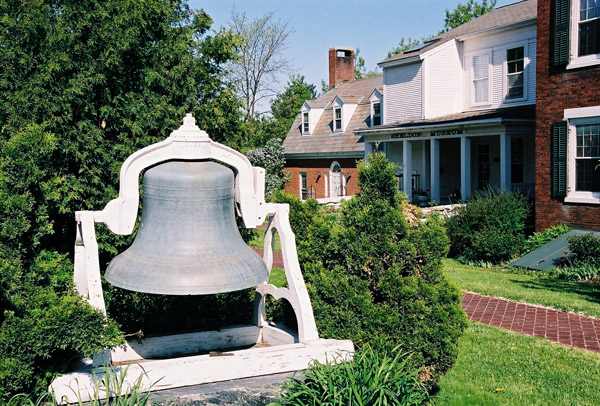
[57,114,353,404]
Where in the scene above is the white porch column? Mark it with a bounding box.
[500,133,511,191]
[403,140,412,201]
[430,139,440,203]
[460,136,471,200]
[364,141,376,160]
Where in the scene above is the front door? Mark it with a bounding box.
[330,162,342,197]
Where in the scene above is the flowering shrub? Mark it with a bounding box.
[246,138,290,198]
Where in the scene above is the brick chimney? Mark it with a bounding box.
[329,47,354,90]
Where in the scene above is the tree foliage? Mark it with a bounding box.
[442,0,497,32]
[246,138,290,198]
[0,0,242,400]
[354,48,380,80]
[290,153,467,387]
[387,37,424,58]
[228,10,292,120]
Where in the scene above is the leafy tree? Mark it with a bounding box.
[228,10,292,120]
[387,37,424,58]
[0,0,242,400]
[354,48,380,79]
[271,75,317,125]
[442,0,497,32]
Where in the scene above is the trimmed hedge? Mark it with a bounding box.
[446,188,530,265]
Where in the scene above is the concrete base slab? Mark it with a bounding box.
[50,325,353,404]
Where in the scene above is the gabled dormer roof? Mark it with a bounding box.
[379,0,537,67]
[283,75,383,158]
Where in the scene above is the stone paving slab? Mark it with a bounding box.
[462,292,600,353]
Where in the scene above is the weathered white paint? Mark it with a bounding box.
[384,62,423,123]
[51,336,354,404]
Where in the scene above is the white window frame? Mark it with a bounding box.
[470,51,492,107]
[371,101,382,127]
[568,0,600,70]
[564,106,600,204]
[333,106,342,132]
[302,112,310,135]
[504,43,528,103]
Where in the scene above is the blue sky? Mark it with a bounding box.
[189,0,517,94]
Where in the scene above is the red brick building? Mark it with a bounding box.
[535,0,600,230]
[283,48,383,201]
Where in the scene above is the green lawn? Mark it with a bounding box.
[443,258,600,318]
[435,322,600,406]
[248,227,282,253]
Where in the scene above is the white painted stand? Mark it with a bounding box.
[51,115,353,404]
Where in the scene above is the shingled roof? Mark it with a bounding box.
[283,75,383,158]
[379,0,537,66]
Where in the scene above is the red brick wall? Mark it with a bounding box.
[284,158,360,199]
[328,48,354,89]
[535,0,600,230]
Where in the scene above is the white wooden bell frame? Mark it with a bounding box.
[51,114,353,403]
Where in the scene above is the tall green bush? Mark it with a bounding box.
[446,188,530,265]
[297,153,466,386]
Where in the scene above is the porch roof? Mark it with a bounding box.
[354,105,535,136]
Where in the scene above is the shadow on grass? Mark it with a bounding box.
[512,275,600,305]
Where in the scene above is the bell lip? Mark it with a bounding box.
[104,275,269,295]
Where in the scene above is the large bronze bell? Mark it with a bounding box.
[105,161,269,295]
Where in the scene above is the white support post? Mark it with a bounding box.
[500,133,511,191]
[430,139,440,203]
[255,203,319,343]
[403,140,413,201]
[460,136,471,200]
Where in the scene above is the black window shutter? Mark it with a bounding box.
[552,121,568,198]
[553,0,571,66]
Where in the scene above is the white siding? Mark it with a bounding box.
[384,63,423,123]
[462,24,537,110]
[424,41,462,118]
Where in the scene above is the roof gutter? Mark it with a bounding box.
[354,117,533,137]
[378,54,422,69]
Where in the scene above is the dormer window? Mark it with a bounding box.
[369,89,383,127]
[302,112,310,134]
[334,107,342,132]
[372,102,381,126]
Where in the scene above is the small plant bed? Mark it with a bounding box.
[443,258,600,318]
[434,322,600,406]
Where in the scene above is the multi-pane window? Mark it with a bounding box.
[473,54,490,104]
[334,107,342,131]
[302,112,309,134]
[372,102,381,126]
[579,0,600,57]
[300,172,307,200]
[575,124,600,192]
[506,47,525,100]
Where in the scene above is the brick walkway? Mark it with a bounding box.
[462,292,600,353]
[253,248,600,353]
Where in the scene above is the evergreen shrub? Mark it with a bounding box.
[446,188,530,265]
[567,233,600,268]
[294,153,466,386]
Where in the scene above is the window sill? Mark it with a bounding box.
[564,195,600,204]
[566,56,600,70]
